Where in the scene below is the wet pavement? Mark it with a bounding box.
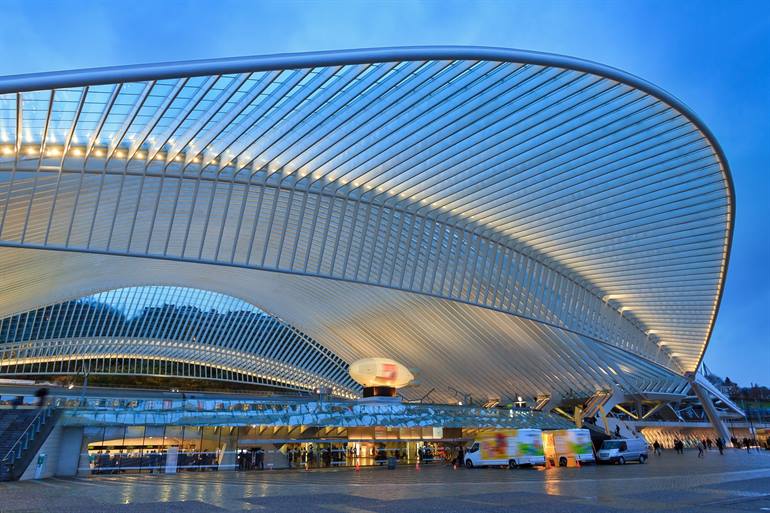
[1,449,769,512]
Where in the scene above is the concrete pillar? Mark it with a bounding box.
[597,405,611,435]
[56,427,84,477]
[574,406,583,428]
[690,379,733,446]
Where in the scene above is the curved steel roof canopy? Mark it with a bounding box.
[0,47,733,401]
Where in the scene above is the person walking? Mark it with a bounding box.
[255,447,265,470]
[34,387,49,408]
[696,440,705,458]
[653,441,662,456]
[716,437,724,455]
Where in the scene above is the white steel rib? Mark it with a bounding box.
[0,47,733,402]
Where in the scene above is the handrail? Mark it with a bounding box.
[1,407,52,467]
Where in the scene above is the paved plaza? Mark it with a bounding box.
[1,450,769,513]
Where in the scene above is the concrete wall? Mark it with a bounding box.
[19,422,62,480]
[17,422,83,480]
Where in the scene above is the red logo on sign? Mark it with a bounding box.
[378,363,397,381]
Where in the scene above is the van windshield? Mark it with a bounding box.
[602,441,623,449]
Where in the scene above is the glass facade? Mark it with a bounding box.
[0,286,358,396]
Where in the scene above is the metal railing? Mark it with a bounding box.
[1,407,54,472]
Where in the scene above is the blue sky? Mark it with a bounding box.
[2,0,768,384]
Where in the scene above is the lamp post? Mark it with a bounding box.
[79,361,90,407]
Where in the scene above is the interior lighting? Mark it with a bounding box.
[1,146,13,155]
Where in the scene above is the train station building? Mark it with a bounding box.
[0,47,751,479]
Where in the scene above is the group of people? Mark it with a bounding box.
[90,449,220,473]
[730,436,761,453]
[236,447,265,470]
[694,437,726,457]
[284,445,340,468]
[658,436,759,458]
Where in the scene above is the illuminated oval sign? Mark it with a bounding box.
[348,358,414,388]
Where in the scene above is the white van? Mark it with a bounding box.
[597,438,648,464]
[465,429,545,468]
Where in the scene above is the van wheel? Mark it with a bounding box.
[618,456,626,465]
[508,459,518,469]
[465,460,473,469]
[639,455,647,464]
[558,457,567,467]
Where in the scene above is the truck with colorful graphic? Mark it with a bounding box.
[464,429,545,468]
[542,428,595,467]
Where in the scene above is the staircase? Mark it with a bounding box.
[605,416,642,439]
[0,407,60,481]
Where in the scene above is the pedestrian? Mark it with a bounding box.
[34,387,48,408]
[255,447,265,470]
[716,437,724,455]
[697,440,705,458]
[653,440,661,456]
[706,438,712,450]
[743,438,751,454]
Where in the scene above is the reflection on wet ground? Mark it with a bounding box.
[1,449,769,512]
